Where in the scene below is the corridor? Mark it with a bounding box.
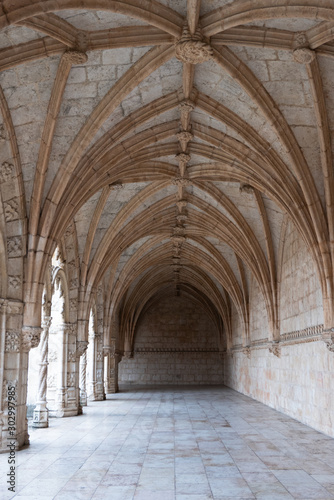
[1,386,334,500]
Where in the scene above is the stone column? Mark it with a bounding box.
[55,322,68,417]
[21,325,43,446]
[104,344,119,394]
[79,351,87,406]
[32,316,51,428]
[95,332,104,401]
[76,340,88,415]
[87,332,97,400]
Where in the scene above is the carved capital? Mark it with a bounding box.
[21,326,43,351]
[269,341,281,358]
[76,340,88,358]
[123,350,133,359]
[322,328,334,352]
[293,48,315,64]
[63,50,88,65]
[175,23,213,64]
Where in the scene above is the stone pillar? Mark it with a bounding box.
[54,322,68,417]
[76,340,88,415]
[32,316,51,428]
[65,324,79,416]
[95,333,104,401]
[87,332,97,401]
[79,351,87,406]
[20,324,42,447]
[104,345,119,394]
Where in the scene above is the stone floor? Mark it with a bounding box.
[1,386,334,500]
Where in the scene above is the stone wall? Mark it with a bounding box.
[279,220,324,332]
[224,342,334,437]
[118,295,223,385]
[225,222,333,436]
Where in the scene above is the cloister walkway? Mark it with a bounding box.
[1,386,334,500]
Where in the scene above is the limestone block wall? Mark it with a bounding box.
[279,220,324,332]
[118,295,223,385]
[224,343,334,437]
[225,222,332,436]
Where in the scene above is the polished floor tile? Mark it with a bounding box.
[1,386,334,499]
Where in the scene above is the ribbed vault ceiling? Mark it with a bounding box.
[1,0,334,351]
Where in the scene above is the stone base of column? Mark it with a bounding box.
[80,390,87,406]
[32,402,49,428]
[88,382,98,401]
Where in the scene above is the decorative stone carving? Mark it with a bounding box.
[243,347,251,359]
[0,161,14,182]
[21,326,42,351]
[176,132,193,152]
[7,300,23,315]
[239,183,254,195]
[179,100,195,113]
[176,152,191,177]
[63,50,88,65]
[324,339,334,352]
[47,374,56,387]
[64,224,74,239]
[70,299,77,311]
[293,48,315,64]
[171,235,185,246]
[7,236,22,257]
[0,124,7,141]
[179,100,195,130]
[0,299,8,314]
[176,152,191,164]
[67,261,76,273]
[97,351,103,362]
[175,23,213,64]
[172,225,186,236]
[76,340,88,358]
[176,214,187,224]
[48,349,57,362]
[110,182,124,190]
[294,32,308,48]
[269,342,281,358]
[8,276,21,290]
[172,177,192,187]
[5,331,20,352]
[4,199,19,221]
[123,350,133,359]
[67,373,75,387]
[176,200,187,212]
[68,350,76,362]
[70,278,78,288]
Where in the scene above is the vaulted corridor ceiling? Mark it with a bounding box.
[2,0,334,353]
